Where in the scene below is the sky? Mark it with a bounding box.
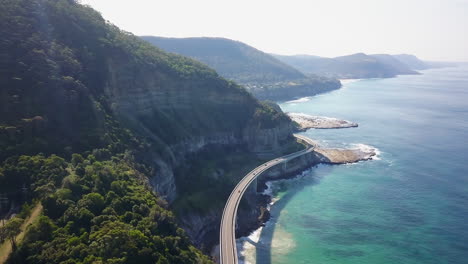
[80,0,468,61]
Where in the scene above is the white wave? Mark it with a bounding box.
[339,78,363,84]
[237,168,317,264]
[284,97,310,104]
[262,181,273,196]
[289,112,345,122]
[238,218,296,264]
[262,182,280,206]
[237,231,260,264]
[351,143,382,160]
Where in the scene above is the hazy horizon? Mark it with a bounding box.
[81,0,468,62]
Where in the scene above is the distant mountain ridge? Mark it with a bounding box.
[141,36,341,100]
[142,37,305,83]
[371,54,419,74]
[392,54,430,70]
[273,52,431,79]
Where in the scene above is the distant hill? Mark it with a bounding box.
[425,60,461,68]
[392,54,429,70]
[371,54,419,75]
[141,37,304,83]
[274,53,429,79]
[141,36,341,100]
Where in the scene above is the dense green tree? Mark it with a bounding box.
[142,36,342,100]
[0,0,296,262]
[0,217,24,250]
[71,153,85,167]
[8,157,213,263]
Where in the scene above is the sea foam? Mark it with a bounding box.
[237,168,315,264]
[284,97,310,104]
[351,143,382,160]
[340,78,363,84]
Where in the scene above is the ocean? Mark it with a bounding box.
[238,66,468,264]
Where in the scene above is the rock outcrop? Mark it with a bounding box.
[288,113,358,130]
[243,121,294,157]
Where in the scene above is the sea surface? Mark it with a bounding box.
[238,66,468,264]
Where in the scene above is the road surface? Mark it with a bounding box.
[219,134,315,264]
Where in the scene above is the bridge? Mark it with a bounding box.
[219,134,315,264]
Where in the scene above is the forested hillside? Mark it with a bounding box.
[274,53,428,79]
[0,0,295,262]
[392,54,430,70]
[142,36,341,100]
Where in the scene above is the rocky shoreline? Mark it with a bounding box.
[257,140,377,192]
[314,145,377,164]
[288,112,358,130]
[212,140,377,262]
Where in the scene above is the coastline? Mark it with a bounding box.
[213,77,377,263]
[236,167,315,264]
[287,112,358,130]
[236,141,380,264]
[220,66,467,264]
[339,78,363,84]
[212,139,379,263]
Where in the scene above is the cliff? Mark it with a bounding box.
[0,0,298,261]
[178,136,377,252]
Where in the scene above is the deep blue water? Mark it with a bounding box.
[240,66,468,264]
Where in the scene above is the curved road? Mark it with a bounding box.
[219,134,316,264]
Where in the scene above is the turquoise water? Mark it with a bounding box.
[242,67,468,264]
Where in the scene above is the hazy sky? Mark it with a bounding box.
[80,0,468,61]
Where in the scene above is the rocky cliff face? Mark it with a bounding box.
[94,42,298,251]
[144,120,294,203]
[0,0,299,255]
[177,174,268,251]
[260,151,322,182]
[243,121,294,157]
[103,55,296,202]
[177,149,326,252]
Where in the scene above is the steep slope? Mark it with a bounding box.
[370,54,419,75]
[271,54,329,74]
[142,36,341,100]
[141,37,305,83]
[330,53,398,78]
[0,0,298,262]
[274,53,425,79]
[393,54,430,70]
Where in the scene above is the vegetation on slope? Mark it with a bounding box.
[0,204,43,263]
[273,53,428,79]
[0,0,297,262]
[141,37,305,83]
[142,36,341,100]
[0,0,285,160]
[392,54,430,70]
[1,154,212,264]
